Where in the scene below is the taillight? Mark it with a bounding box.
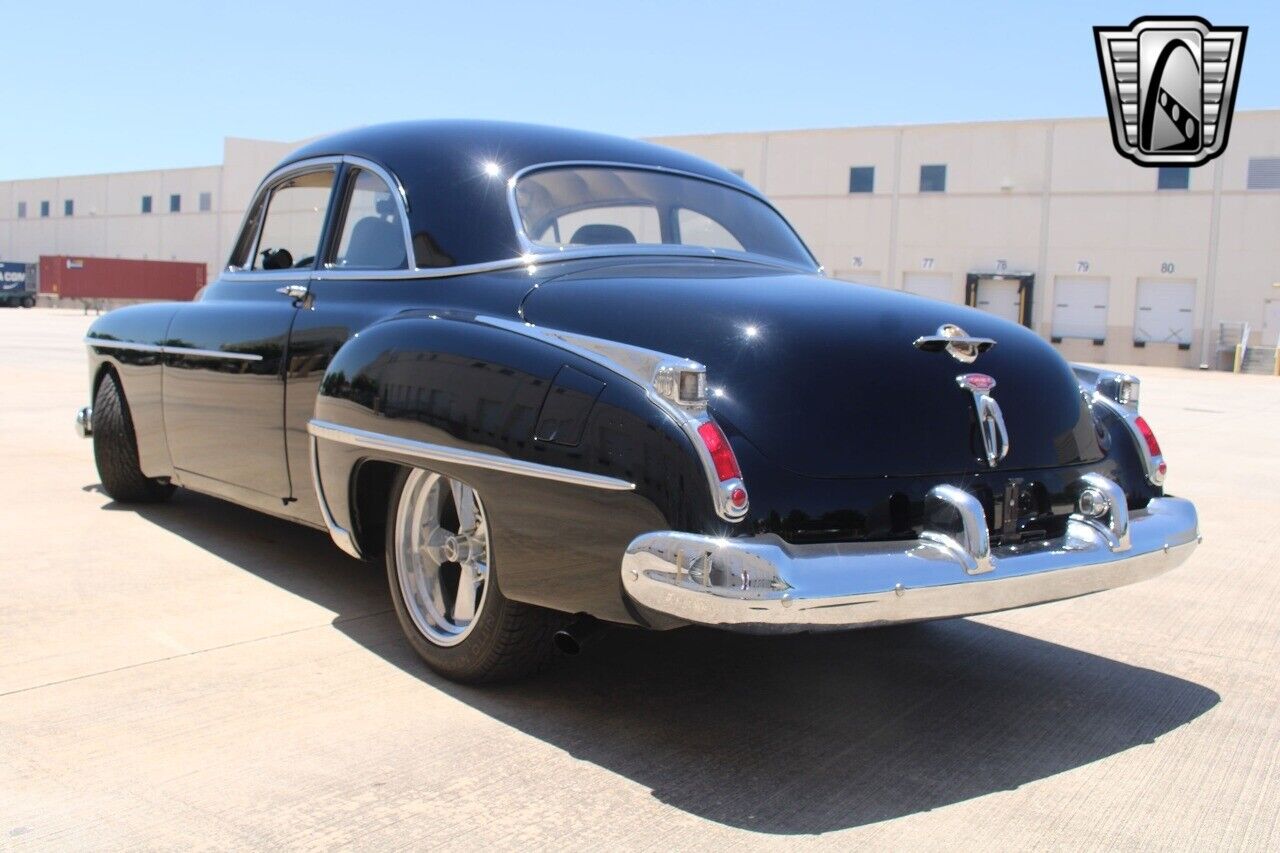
[696,420,742,481]
[1134,416,1162,457]
[1133,415,1167,484]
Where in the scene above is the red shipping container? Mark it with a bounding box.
[39,255,206,301]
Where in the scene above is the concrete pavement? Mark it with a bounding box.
[1,308,1277,849]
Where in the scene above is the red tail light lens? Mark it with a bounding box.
[1134,416,1162,457]
[696,420,742,481]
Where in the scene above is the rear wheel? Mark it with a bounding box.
[21,295,35,308]
[92,371,174,503]
[385,466,561,682]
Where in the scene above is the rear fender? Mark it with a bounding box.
[309,311,710,624]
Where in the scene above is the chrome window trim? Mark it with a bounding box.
[220,157,819,282]
[322,157,415,272]
[224,154,412,275]
[504,160,821,272]
[83,337,264,362]
[227,155,343,273]
[307,419,635,492]
[476,316,748,522]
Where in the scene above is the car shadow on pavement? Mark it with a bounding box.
[108,488,1220,835]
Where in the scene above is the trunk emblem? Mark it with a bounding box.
[914,324,997,363]
[956,373,1010,467]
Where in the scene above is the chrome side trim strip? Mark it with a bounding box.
[307,419,635,492]
[83,338,264,362]
[220,245,807,283]
[309,434,362,559]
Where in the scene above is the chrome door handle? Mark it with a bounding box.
[276,283,313,308]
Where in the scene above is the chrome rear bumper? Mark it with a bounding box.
[621,478,1199,633]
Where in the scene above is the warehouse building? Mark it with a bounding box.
[2,111,1279,370]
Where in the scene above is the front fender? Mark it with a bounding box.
[83,302,184,478]
[309,311,711,624]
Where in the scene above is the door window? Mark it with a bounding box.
[331,169,408,270]
[252,169,335,270]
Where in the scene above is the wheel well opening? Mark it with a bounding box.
[91,362,118,402]
[352,460,402,559]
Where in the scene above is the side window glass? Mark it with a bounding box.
[252,169,335,270]
[677,208,743,251]
[333,169,408,270]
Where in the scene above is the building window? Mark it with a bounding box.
[1157,167,1190,190]
[17,201,26,218]
[40,201,50,217]
[141,195,152,214]
[848,166,875,193]
[64,199,75,216]
[169,194,181,213]
[199,191,212,212]
[1246,157,1280,190]
[919,164,947,193]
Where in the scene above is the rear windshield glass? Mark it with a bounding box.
[513,166,815,268]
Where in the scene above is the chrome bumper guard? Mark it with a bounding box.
[75,406,92,438]
[621,476,1199,632]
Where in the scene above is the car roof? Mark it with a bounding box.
[277,120,759,269]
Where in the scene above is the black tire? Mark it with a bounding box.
[92,371,175,503]
[21,295,35,308]
[384,466,562,683]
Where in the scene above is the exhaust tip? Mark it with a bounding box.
[553,629,582,655]
[553,615,603,655]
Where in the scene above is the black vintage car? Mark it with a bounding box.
[78,121,1199,682]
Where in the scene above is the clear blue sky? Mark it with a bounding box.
[2,1,1274,180]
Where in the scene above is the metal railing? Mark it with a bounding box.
[1233,322,1251,373]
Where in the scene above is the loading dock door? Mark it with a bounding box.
[903,273,955,303]
[1135,279,1196,344]
[974,277,1022,324]
[1051,276,1110,341]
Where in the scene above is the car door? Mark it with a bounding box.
[281,162,416,521]
[163,162,339,505]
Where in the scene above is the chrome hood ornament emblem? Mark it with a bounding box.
[914,324,996,364]
[957,373,1010,467]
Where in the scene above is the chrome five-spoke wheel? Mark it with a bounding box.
[393,468,491,646]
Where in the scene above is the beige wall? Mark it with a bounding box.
[0,138,298,281]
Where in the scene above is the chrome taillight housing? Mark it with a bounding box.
[1072,364,1166,487]
[653,360,748,521]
